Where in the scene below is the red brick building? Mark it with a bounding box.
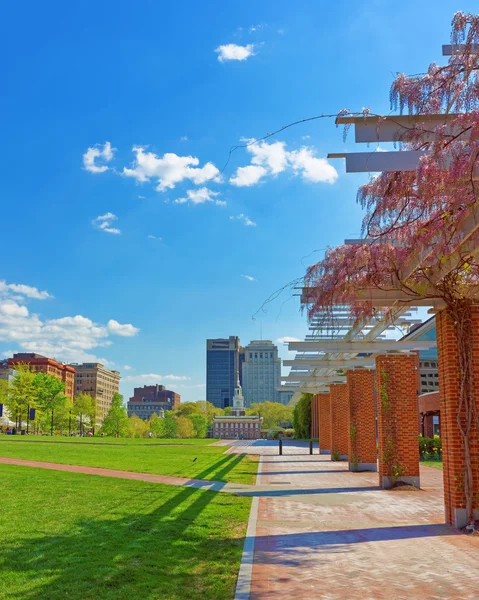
[127,384,180,420]
[8,353,75,400]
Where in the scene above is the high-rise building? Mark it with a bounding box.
[206,336,244,409]
[242,340,281,406]
[69,362,121,422]
[8,353,75,400]
[127,384,180,420]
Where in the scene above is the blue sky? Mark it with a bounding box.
[0,1,473,402]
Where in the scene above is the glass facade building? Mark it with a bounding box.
[206,337,243,409]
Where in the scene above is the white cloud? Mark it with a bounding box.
[229,140,338,187]
[107,320,139,337]
[0,281,51,300]
[0,287,139,364]
[123,365,133,371]
[230,214,256,227]
[92,213,121,235]
[174,187,224,205]
[230,165,267,187]
[241,274,256,281]
[276,336,301,344]
[180,136,188,141]
[288,148,338,184]
[215,43,256,62]
[123,146,220,192]
[148,235,162,241]
[83,142,115,173]
[122,373,191,384]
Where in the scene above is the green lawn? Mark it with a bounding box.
[421,460,443,470]
[0,439,257,484]
[3,436,214,445]
[0,465,250,600]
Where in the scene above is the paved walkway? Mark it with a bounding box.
[226,440,479,600]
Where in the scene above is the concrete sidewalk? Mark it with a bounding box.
[227,440,479,600]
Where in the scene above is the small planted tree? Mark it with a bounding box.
[101,392,129,438]
[35,372,66,436]
[73,393,93,435]
[8,364,37,430]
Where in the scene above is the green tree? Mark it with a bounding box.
[223,406,232,416]
[39,395,72,435]
[128,414,149,438]
[161,412,178,439]
[173,402,199,418]
[176,415,194,438]
[148,412,163,437]
[247,401,293,429]
[73,393,94,435]
[34,372,66,436]
[8,364,37,430]
[189,413,208,438]
[292,394,313,439]
[101,392,129,438]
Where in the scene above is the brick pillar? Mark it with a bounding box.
[318,393,331,454]
[311,394,319,439]
[330,384,349,460]
[347,369,377,472]
[376,354,420,489]
[437,308,479,528]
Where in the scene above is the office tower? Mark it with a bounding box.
[242,340,281,407]
[206,336,243,409]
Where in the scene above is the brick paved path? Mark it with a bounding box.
[226,440,479,600]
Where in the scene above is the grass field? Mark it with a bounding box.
[1,464,250,600]
[0,439,257,484]
[2,436,214,445]
[421,460,443,470]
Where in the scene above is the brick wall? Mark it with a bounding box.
[319,393,331,453]
[347,369,377,471]
[375,354,420,488]
[330,384,349,459]
[436,308,479,528]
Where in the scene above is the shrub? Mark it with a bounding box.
[292,393,312,438]
[419,435,442,460]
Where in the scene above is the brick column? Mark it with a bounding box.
[311,394,319,439]
[437,308,479,528]
[330,384,349,460]
[318,393,331,454]
[376,354,420,489]
[347,369,377,472]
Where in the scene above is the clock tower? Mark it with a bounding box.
[231,377,246,417]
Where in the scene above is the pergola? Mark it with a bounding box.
[278,39,479,528]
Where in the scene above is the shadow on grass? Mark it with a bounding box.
[1,454,254,600]
[2,485,247,600]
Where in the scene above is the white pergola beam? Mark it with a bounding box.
[282,375,347,383]
[336,114,464,144]
[288,340,435,353]
[283,358,375,368]
[328,150,425,173]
